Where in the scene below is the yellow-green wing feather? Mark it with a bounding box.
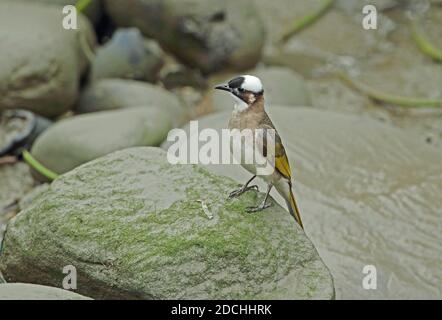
[258,120,292,180]
[275,150,292,180]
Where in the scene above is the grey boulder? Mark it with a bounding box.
[103,0,266,73]
[30,107,172,177]
[0,147,334,299]
[0,1,96,118]
[76,79,188,127]
[91,28,164,83]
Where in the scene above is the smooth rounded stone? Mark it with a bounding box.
[103,0,265,74]
[160,63,207,90]
[162,107,442,299]
[0,283,92,300]
[31,107,172,177]
[212,67,311,112]
[91,28,164,82]
[0,1,96,118]
[76,79,188,127]
[0,147,335,300]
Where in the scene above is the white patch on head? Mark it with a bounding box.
[231,94,249,112]
[241,75,263,93]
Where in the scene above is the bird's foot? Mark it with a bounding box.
[246,201,272,213]
[228,185,259,199]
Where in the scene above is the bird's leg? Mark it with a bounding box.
[247,184,273,213]
[228,175,258,199]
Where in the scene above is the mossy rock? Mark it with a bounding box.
[0,147,334,299]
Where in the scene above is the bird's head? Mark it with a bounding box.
[215,75,264,111]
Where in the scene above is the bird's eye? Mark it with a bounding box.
[238,88,245,93]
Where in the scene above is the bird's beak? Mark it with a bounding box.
[214,84,231,92]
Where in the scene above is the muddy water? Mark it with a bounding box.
[264,1,442,146]
[176,107,442,300]
[262,2,442,299]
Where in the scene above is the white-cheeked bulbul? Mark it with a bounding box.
[215,75,304,229]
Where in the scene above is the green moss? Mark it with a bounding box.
[0,147,334,299]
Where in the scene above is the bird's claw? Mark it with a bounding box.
[228,185,259,199]
[246,202,272,213]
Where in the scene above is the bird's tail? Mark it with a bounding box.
[285,182,304,229]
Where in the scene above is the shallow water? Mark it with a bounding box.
[259,5,442,298]
[266,119,441,299]
[247,3,442,299]
[175,107,442,300]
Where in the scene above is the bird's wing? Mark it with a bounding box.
[274,142,292,180]
[258,123,292,181]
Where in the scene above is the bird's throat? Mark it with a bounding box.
[233,95,249,112]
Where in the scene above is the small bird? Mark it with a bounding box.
[215,75,304,229]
